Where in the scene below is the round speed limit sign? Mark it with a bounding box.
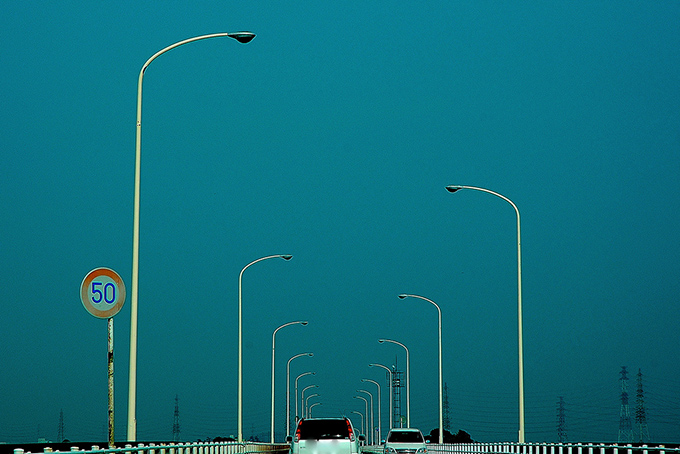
[80,267,126,319]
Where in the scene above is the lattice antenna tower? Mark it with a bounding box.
[443,382,451,431]
[172,394,181,442]
[635,369,651,443]
[556,397,567,442]
[57,409,65,442]
[618,366,634,443]
[391,359,403,428]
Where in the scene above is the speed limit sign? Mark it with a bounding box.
[80,267,126,319]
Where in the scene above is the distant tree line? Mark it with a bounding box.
[425,429,475,443]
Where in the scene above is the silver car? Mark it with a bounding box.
[289,417,364,454]
[383,428,427,454]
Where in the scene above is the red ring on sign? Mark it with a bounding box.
[80,267,126,319]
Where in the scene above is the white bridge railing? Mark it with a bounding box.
[365,443,680,454]
[13,442,290,454]
[14,442,680,454]
[429,443,680,454]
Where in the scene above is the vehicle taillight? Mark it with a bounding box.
[345,418,355,442]
[294,421,302,442]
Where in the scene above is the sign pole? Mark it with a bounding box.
[80,267,125,449]
[108,317,114,448]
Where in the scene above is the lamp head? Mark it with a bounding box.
[360,379,367,382]
[301,321,309,326]
[228,32,256,43]
[281,255,293,260]
[446,185,463,193]
[378,339,385,344]
[398,294,408,299]
[307,352,314,357]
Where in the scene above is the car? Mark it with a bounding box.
[383,428,427,454]
[289,417,365,454]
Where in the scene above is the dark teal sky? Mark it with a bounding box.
[1,1,679,445]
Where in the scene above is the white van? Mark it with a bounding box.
[289,417,365,454]
[383,428,427,454]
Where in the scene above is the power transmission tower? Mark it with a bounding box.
[618,366,634,443]
[57,409,65,442]
[556,397,567,442]
[635,369,651,443]
[172,395,181,442]
[443,382,451,431]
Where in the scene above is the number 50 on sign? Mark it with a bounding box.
[80,267,126,319]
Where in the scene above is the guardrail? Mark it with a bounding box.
[429,443,680,454]
[12,442,290,454]
[14,442,680,454]
[364,443,680,454]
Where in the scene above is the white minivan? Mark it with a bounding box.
[383,428,427,454]
[289,417,365,454]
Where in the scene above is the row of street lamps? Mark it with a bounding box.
[272,321,308,442]
[274,189,521,443]
[127,31,525,445]
[353,183,525,444]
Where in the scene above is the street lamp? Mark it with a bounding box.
[399,294,443,443]
[292,371,314,435]
[271,321,308,442]
[301,384,318,418]
[446,184,524,443]
[378,339,410,427]
[369,363,393,431]
[288,356,313,432]
[361,379,381,443]
[128,30,255,442]
[354,395,369,442]
[357,389,374,445]
[351,410,365,439]
[305,393,319,418]
[238,254,293,442]
[309,402,322,417]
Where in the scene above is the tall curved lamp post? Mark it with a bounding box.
[354,396,369,442]
[378,338,410,427]
[369,363,393,431]
[288,355,313,433]
[305,393,320,418]
[309,402,322,417]
[446,184,524,443]
[238,254,293,442]
[301,384,318,418]
[398,294,443,443]
[128,31,255,442]
[292,371,315,436]
[357,389,374,444]
[351,411,365,439]
[271,321,308,442]
[361,379,381,443]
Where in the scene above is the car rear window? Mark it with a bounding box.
[298,419,350,440]
[387,431,424,443]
